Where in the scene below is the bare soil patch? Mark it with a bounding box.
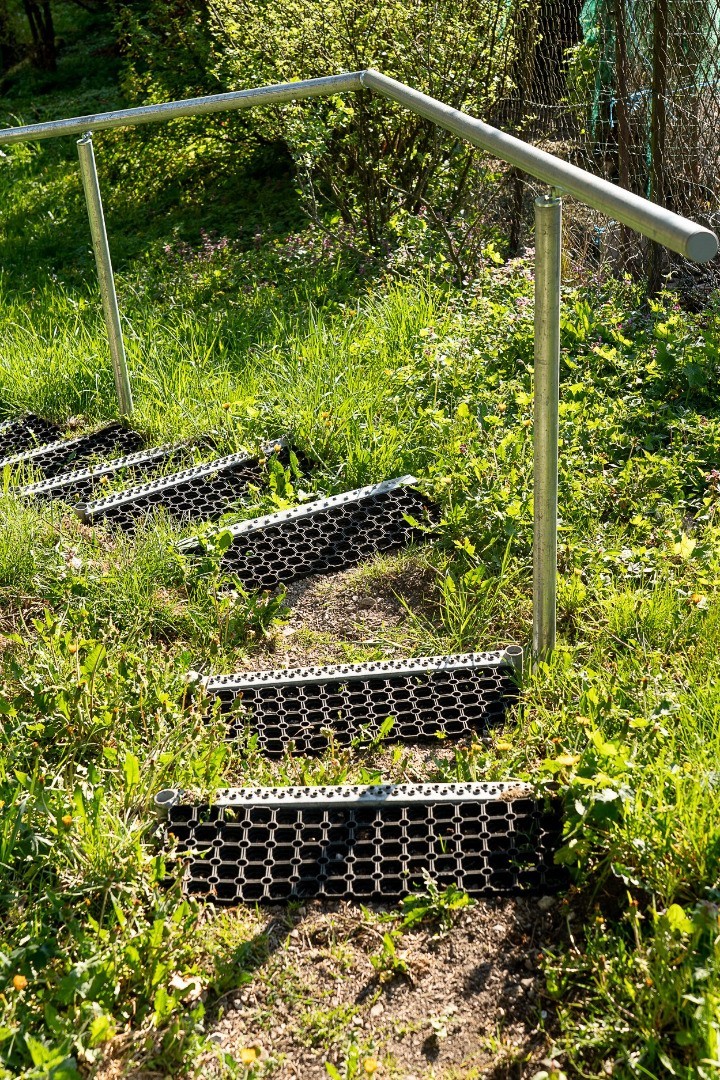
[201,897,564,1078]
[246,553,437,670]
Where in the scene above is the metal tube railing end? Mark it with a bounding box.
[361,69,718,264]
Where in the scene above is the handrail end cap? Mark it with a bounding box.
[686,229,718,264]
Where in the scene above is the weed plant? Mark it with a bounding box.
[0,6,719,1078]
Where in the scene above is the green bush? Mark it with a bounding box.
[114,0,529,258]
[111,0,264,206]
[206,0,526,249]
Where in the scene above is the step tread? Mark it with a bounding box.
[20,442,182,502]
[75,438,291,528]
[207,650,523,755]
[179,476,434,590]
[160,782,563,904]
[0,414,61,457]
[0,423,144,479]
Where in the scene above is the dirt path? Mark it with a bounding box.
[201,896,564,1078]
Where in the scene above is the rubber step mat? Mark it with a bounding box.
[20,443,182,504]
[74,438,291,529]
[156,782,564,904]
[0,414,61,457]
[178,476,434,590]
[207,648,523,756]
[0,423,144,480]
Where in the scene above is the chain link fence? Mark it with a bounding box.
[487,0,720,297]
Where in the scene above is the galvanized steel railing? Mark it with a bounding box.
[0,69,717,654]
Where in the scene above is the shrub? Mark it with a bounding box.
[113,0,531,270]
[204,0,528,251]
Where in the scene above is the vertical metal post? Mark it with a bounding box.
[533,194,562,657]
[77,132,133,418]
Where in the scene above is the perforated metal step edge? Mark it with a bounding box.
[20,442,180,499]
[74,436,290,524]
[0,423,143,474]
[177,474,420,553]
[0,414,61,456]
[156,781,533,813]
[206,647,524,694]
[207,648,522,756]
[157,781,564,903]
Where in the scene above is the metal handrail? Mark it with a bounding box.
[0,69,717,653]
[0,73,365,143]
[0,68,715,260]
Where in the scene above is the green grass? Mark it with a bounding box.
[1,6,720,1079]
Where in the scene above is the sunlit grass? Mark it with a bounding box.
[1,12,720,1079]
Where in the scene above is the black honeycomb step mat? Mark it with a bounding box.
[0,414,61,457]
[0,423,144,480]
[207,649,523,756]
[157,782,564,904]
[74,438,291,529]
[20,443,182,504]
[178,476,434,590]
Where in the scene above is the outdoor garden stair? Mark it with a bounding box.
[0,413,563,905]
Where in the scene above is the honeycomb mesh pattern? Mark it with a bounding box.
[76,439,291,529]
[0,423,144,480]
[180,476,433,590]
[20,443,182,504]
[163,783,563,904]
[0,414,61,457]
[208,652,521,756]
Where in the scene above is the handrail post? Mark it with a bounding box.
[533,194,562,657]
[77,132,133,418]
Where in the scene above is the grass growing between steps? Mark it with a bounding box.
[2,14,720,1079]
